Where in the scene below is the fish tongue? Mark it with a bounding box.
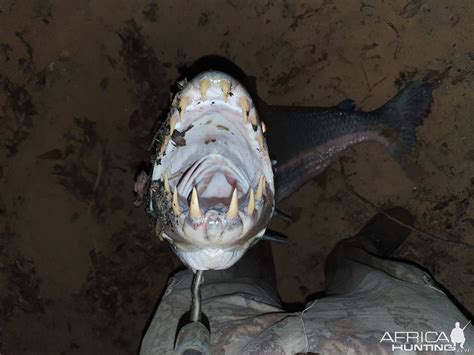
[199,172,232,199]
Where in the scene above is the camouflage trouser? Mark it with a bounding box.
[140,234,473,354]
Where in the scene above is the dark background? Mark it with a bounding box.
[1,1,473,353]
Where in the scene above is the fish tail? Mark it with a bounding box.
[378,80,438,165]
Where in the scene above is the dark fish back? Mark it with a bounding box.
[260,80,437,201]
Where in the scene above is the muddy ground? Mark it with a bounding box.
[1,0,473,353]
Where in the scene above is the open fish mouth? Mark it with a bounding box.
[149,71,275,270]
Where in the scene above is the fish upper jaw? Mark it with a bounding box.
[149,71,275,270]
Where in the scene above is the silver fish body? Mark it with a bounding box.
[146,69,438,271]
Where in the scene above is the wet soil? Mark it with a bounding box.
[1,1,473,353]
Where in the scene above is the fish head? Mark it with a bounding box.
[149,71,274,270]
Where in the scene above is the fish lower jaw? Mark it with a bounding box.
[177,203,263,245]
[176,248,247,271]
[170,229,266,270]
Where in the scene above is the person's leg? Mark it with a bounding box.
[140,240,281,354]
[299,208,474,353]
[324,207,415,295]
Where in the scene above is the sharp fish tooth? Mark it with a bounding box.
[250,115,258,126]
[239,97,250,123]
[257,135,264,150]
[227,188,239,219]
[179,97,188,120]
[163,174,170,193]
[159,135,171,157]
[200,79,210,100]
[172,187,180,215]
[220,80,230,102]
[261,121,266,133]
[171,95,178,107]
[247,188,255,215]
[256,175,265,200]
[169,114,178,135]
[190,187,202,218]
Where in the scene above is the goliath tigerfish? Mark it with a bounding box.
[143,70,436,271]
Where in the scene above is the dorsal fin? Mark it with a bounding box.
[336,98,356,111]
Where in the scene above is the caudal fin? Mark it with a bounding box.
[379,80,438,164]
